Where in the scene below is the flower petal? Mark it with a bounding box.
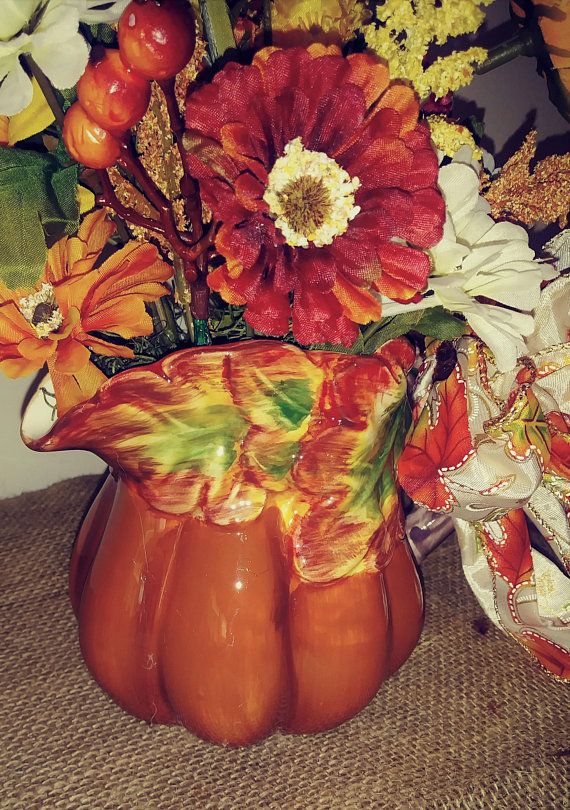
[83,297,153,339]
[347,52,390,108]
[243,283,291,336]
[48,359,107,417]
[32,33,89,90]
[54,337,91,374]
[0,59,33,117]
[333,275,382,324]
[375,242,431,302]
[292,288,359,346]
[17,335,57,364]
[376,84,419,134]
[207,264,247,305]
[308,84,367,155]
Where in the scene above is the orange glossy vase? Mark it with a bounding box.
[23,340,423,746]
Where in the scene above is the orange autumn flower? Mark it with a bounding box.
[0,209,172,415]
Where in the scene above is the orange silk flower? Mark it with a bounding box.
[0,209,172,415]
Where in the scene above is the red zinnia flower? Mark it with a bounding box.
[185,44,445,345]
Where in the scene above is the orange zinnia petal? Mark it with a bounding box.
[347,53,390,108]
[375,84,419,134]
[333,275,382,324]
[82,297,153,339]
[85,242,171,310]
[54,337,91,374]
[78,207,116,248]
[18,336,56,364]
[83,335,135,358]
[46,209,116,284]
[208,265,247,305]
[0,301,37,343]
[48,360,108,417]
[0,355,44,378]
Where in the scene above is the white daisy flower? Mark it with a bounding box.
[381,155,559,372]
[0,0,129,117]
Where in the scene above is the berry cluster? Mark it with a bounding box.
[63,0,196,169]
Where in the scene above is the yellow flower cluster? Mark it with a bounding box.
[427,116,482,160]
[423,48,488,100]
[363,0,492,99]
[272,0,369,46]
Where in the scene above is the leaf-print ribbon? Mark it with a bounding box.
[399,277,570,679]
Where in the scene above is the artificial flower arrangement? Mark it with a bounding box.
[0,0,569,744]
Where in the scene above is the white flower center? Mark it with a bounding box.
[263,137,361,248]
[19,283,63,338]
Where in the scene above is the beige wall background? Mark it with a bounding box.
[0,0,568,497]
[1,377,105,497]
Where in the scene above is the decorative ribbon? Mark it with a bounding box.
[399,276,570,679]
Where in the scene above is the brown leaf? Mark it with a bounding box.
[484,130,570,227]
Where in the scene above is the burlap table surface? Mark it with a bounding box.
[0,476,568,810]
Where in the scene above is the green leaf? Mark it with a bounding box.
[412,307,466,339]
[86,23,117,46]
[0,146,80,288]
[363,306,465,354]
[57,86,77,113]
[200,0,237,62]
[309,332,366,355]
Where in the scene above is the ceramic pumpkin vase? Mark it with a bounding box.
[22,339,423,746]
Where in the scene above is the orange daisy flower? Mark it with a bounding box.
[0,209,172,415]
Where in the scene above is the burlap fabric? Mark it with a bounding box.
[1,476,568,810]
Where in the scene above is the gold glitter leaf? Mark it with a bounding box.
[484,131,570,228]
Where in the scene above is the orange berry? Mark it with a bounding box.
[77,48,151,134]
[63,103,122,169]
[118,0,196,81]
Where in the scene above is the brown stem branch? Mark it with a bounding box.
[96,169,166,235]
[24,56,65,129]
[158,78,204,241]
[116,139,211,273]
[262,0,272,47]
[158,78,212,332]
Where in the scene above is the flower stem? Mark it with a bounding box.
[193,319,212,345]
[153,296,179,346]
[189,273,212,345]
[475,29,539,75]
[173,256,195,340]
[23,56,65,129]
